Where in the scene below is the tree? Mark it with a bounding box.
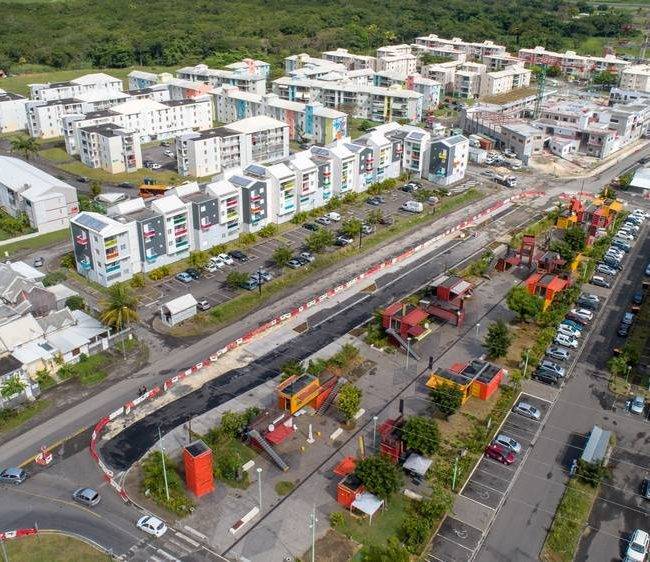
[188,250,209,269]
[305,229,334,253]
[226,271,249,289]
[100,282,138,332]
[10,136,39,160]
[360,538,409,562]
[354,455,402,499]
[89,180,102,198]
[484,320,512,358]
[272,245,292,270]
[506,286,543,322]
[337,383,362,422]
[366,209,383,225]
[549,239,575,262]
[430,383,463,419]
[593,70,617,86]
[607,354,630,378]
[402,416,440,456]
[563,226,586,253]
[0,375,26,398]
[340,218,363,238]
[65,295,85,311]
[59,252,76,269]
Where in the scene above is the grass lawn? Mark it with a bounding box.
[58,353,109,386]
[348,118,382,140]
[5,533,110,562]
[59,160,181,185]
[38,146,72,163]
[0,400,51,434]
[541,479,598,562]
[0,228,69,255]
[337,493,407,548]
[1,66,175,96]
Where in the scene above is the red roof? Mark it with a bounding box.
[403,307,428,326]
[264,423,294,445]
[333,456,357,477]
[546,276,568,292]
[383,302,403,317]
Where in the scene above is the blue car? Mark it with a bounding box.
[561,319,584,332]
[175,272,193,283]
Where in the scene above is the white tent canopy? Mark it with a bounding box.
[403,453,433,476]
[351,492,384,525]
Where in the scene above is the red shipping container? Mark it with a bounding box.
[183,440,214,498]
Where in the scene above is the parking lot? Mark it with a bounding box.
[427,393,551,562]
[141,143,177,172]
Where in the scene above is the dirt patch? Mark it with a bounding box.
[303,529,360,562]
[502,322,539,371]
[437,390,500,442]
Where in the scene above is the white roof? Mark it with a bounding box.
[206,179,238,198]
[227,115,287,134]
[0,156,75,199]
[71,73,121,85]
[329,143,354,159]
[631,167,650,190]
[403,453,433,476]
[266,162,294,180]
[97,192,126,204]
[73,212,127,236]
[8,261,45,281]
[351,492,384,516]
[151,194,185,215]
[46,283,78,301]
[163,294,197,315]
[11,339,55,364]
[128,70,160,80]
[0,315,44,353]
[75,90,130,103]
[290,152,318,171]
[112,98,167,114]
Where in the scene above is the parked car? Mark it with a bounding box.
[401,182,420,193]
[596,263,618,277]
[218,253,234,265]
[612,239,632,252]
[335,235,353,246]
[118,182,136,189]
[615,231,634,241]
[315,216,331,226]
[379,215,394,226]
[197,299,211,311]
[150,162,162,170]
[630,395,645,415]
[576,298,598,311]
[540,359,566,377]
[175,272,193,283]
[366,196,385,206]
[361,223,374,235]
[625,529,649,562]
[0,467,28,485]
[299,251,315,263]
[287,258,303,269]
[427,195,439,205]
[570,308,594,322]
[401,200,424,213]
[621,311,636,326]
[295,255,310,266]
[565,312,589,326]
[208,256,225,269]
[557,324,581,339]
[204,263,220,273]
[493,434,521,454]
[33,257,44,268]
[590,275,611,288]
[633,290,645,305]
[228,250,248,262]
[302,222,319,231]
[645,262,650,276]
[241,278,259,291]
[253,269,272,283]
[533,369,560,386]
[72,487,101,507]
[579,292,600,304]
[641,477,650,500]
[617,322,631,337]
[185,268,201,280]
[513,401,541,420]
[546,346,570,361]
[136,515,168,538]
[484,443,515,465]
[560,319,584,333]
[77,176,90,183]
[555,333,578,349]
[326,212,341,222]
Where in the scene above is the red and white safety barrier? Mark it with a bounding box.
[0,528,38,541]
[87,190,544,499]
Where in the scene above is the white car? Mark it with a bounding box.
[631,208,648,218]
[326,212,341,222]
[557,324,581,339]
[136,515,168,538]
[616,231,634,241]
[218,253,234,266]
[625,529,649,562]
[630,395,645,415]
[596,263,618,277]
[494,434,522,454]
[555,334,578,349]
[513,401,541,420]
[570,308,594,322]
[163,150,175,158]
[150,162,162,170]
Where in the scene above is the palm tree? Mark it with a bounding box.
[10,135,40,160]
[100,283,139,357]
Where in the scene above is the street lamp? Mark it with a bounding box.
[257,266,263,296]
[372,416,378,451]
[475,322,481,339]
[257,467,263,510]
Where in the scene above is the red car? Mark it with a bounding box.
[484,443,515,465]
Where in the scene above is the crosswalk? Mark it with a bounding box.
[122,530,220,562]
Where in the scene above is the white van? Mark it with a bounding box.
[401,201,424,213]
[326,212,341,221]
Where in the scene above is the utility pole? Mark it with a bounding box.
[372,416,378,451]
[158,426,170,502]
[475,322,481,339]
[1,538,9,562]
[309,505,318,562]
[405,337,411,370]
[257,266,262,296]
[523,348,531,379]
[257,467,263,510]
[452,456,459,491]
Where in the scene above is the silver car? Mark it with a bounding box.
[0,467,28,484]
[513,401,541,420]
[494,434,522,454]
[72,487,101,507]
[630,395,645,415]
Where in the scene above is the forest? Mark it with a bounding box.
[0,0,637,75]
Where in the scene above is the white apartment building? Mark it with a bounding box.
[422,60,463,93]
[414,35,507,61]
[480,65,532,97]
[63,97,213,156]
[321,48,377,71]
[411,43,467,62]
[272,76,423,123]
[289,152,321,212]
[266,163,298,223]
[78,124,142,174]
[384,124,432,175]
[482,53,523,72]
[29,73,123,102]
[176,64,266,95]
[175,116,289,177]
[284,54,345,77]
[212,86,348,145]
[373,72,442,110]
[454,63,487,98]
[0,90,28,133]
[376,45,417,78]
[426,134,469,186]
[0,156,79,233]
[518,47,629,79]
[619,64,650,93]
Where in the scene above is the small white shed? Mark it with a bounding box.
[160,294,197,326]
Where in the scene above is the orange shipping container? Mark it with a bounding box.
[183,440,214,498]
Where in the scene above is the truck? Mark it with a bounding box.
[492,167,517,188]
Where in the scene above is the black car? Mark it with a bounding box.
[533,369,560,386]
[118,182,136,189]
[641,477,650,500]
[577,298,598,311]
[229,250,249,262]
[295,255,311,266]
[302,222,319,231]
[617,322,630,337]
[632,290,645,305]
[185,268,201,280]
[565,313,589,326]
[77,176,90,183]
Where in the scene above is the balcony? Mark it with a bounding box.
[106,262,121,273]
[176,239,189,248]
[80,259,92,271]
[75,234,88,246]
[174,226,188,236]
[200,221,212,231]
[105,250,119,262]
[145,253,158,263]
[173,215,187,224]
[143,229,156,238]
[104,238,117,249]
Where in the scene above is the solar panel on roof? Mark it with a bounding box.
[408,132,425,140]
[230,176,251,187]
[76,214,108,231]
[311,147,330,158]
[245,164,267,178]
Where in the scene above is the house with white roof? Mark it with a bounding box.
[160,294,197,326]
[29,72,123,102]
[0,156,79,233]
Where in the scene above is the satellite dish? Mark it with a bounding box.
[268,424,275,432]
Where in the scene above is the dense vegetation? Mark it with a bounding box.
[0,0,636,76]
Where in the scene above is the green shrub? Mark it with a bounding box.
[399,514,430,553]
[208,244,227,257]
[148,265,170,281]
[258,224,279,238]
[238,232,257,246]
[274,480,295,495]
[130,273,146,288]
[329,511,345,528]
[65,295,85,311]
[59,252,76,269]
[42,270,66,287]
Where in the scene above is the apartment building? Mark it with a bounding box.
[212,86,348,144]
[426,135,469,185]
[63,97,213,156]
[175,116,289,177]
[373,72,442,111]
[415,35,507,61]
[321,48,377,71]
[271,76,423,123]
[422,60,464,93]
[0,90,28,133]
[609,87,650,105]
[128,70,169,90]
[454,63,487,98]
[29,73,123,102]
[479,65,532,97]
[225,166,270,233]
[411,43,467,62]
[78,124,141,174]
[619,64,650,93]
[176,64,266,95]
[482,53,523,72]
[0,156,79,233]
[500,122,544,164]
[376,45,417,78]
[384,124,432,175]
[518,47,629,79]
[289,152,321,212]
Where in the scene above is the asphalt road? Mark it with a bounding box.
[475,201,650,562]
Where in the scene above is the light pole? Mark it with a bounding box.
[405,337,412,370]
[257,467,263,510]
[475,322,481,339]
[309,505,318,562]
[158,426,170,502]
[452,455,459,491]
[257,266,262,296]
[625,364,632,385]
[372,416,378,451]
[522,348,531,379]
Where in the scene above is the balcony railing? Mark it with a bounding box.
[75,234,88,245]
[80,259,92,271]
[143,230,156,238]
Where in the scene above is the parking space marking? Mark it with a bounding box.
[461,479,504,509]
[437,517,483,550]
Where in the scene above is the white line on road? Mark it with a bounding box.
[183,525,208,541]
[174,531,200,547]
[156,548,180,561]
[434,532,475,552]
